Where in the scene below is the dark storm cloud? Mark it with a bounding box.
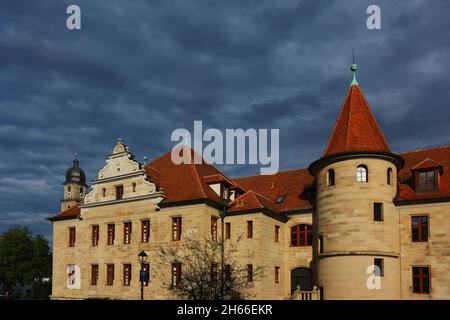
[1,0,450,242]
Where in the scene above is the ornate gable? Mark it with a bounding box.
[83,138,164,207]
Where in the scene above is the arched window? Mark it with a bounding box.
[356,165,368,182]
[291,224,312,247]
[387,168,393,185]
[327,169,335,186]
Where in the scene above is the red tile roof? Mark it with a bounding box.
[48,205,80,221]
[49,142,450,221]
[411,157,443,171]
[397,145,450,202]
[144,146,227,207]
[228,190,278,213]
[231,168,315,212]
[322,84,391,158]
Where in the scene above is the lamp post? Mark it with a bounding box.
[219,208,226,300]
[138,250,148,301]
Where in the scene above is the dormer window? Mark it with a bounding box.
[416,170,437,193]
[222,186,229,200]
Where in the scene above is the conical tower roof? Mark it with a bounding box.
[321,65,391,158]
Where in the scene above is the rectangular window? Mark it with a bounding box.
[319,235,324,254]
[224,264,231,283]
[69,227,76,247]
[374,203,383,221]
[102,188,106,197]
[124,222,132,244]
[132,183,136,192]
[411,216,429,242]
[91,264,98,286]
[247,264,253,282]
[412,266,430,294]
[211,216,218,241]
[123,264,132,286]
[106,264,114,286]
[225,222,231,240]
[115,185,124,200]
[92,225,99,246]
[291,224,313,246]
[275,225,280,242]
[275,266,280,283]
[172,217,182,241]
[141,220,150,243]
[142,263,150,286]
[374,258,384,277]
[107,224,115,245]
[417,170,437,193]
[247,221,253,239]
[210,263,218,287]
[328,169,335,186]
[172,263,181,287]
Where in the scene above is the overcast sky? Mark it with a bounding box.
[1,0,450,243]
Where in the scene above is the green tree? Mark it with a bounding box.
[0,226,52,299]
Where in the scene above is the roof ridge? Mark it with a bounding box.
[247,190,264,208]
[399,144,450,154]
[232,167,308,180]
[344,85,355,151]
[248,189,272,203]
[411,157,443,169]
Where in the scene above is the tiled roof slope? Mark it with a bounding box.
[144,146,227,207]
[322,84,391,158]
[398,145,450,202]
[231,168,315,212]
[227,190,278,213]
[48,205,80,221]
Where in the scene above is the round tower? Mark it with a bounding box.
[61,153,88,211]
[309,64,404,299]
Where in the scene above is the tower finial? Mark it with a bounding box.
[351,48,358,85]
[73,152,79,167]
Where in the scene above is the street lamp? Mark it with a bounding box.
[219,208,227,300]
[138,250,148,301]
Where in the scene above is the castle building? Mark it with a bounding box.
[49,65,450,300]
